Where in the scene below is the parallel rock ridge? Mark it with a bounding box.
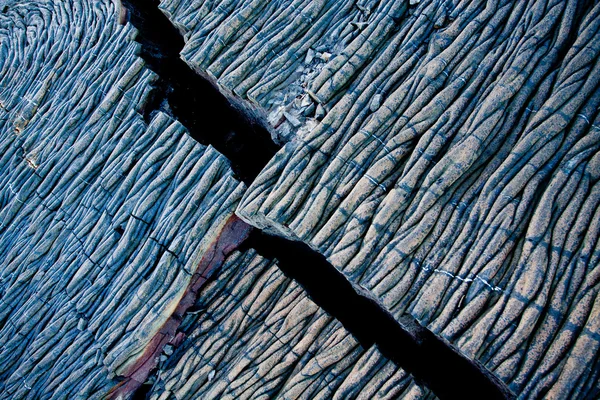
[150,250,425,400]
[0,1,248,398]
[158,0,407,143]
[2,0,600,399]
[0,0,417,399]
[159,0,600,398]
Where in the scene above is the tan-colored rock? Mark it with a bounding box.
[159,0,600,397]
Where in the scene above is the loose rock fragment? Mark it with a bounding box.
[158,0,408,143]
[3,0,600,398]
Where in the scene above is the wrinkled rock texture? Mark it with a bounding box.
[1,0,599,398]
[150,250,427,400]
[0,1,248,397]
[0,0,415,399]
[160,0,600,398]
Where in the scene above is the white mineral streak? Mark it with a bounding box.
[2,0,600,397]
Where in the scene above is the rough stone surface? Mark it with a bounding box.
[3,0,600,398]
[158,0,407,144]
[0,1,418,399]
[161,0,600,398]
[0,1,248,397]
[149,250,429,400]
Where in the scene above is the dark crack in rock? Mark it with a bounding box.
[148,249,430,400]
[158,0,600,398]
[2,0,600,398]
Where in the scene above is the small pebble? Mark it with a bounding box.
[305,48,315,64]
[284,111,302,128]
[315,104,325,120]
[319,52,332,62]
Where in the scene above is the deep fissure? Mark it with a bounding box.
[240,231,514,400]
[120,1,514,399]
[121,0,279,185]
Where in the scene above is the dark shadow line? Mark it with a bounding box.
[120,1,514,399]
[240,230,515,400]
[121,0,280,185]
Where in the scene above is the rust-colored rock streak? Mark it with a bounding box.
[107,215,252,399]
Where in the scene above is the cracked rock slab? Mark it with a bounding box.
[159,0,600,397]
[158,0,407,144]
[0,1,248,398]
[149,249,431,400]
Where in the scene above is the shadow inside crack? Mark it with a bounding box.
[121,0,280,185]
[119,1,515,399]
[240,230,515,400]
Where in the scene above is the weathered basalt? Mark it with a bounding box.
[2,0,600,398]
[148,249,429,400]
[0,1,248,397]
[158,0,600,398]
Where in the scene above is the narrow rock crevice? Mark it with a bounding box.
[119,1,514,399]
[110,217,253,400]
[240,231,515,400]
[121,0,279,185]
